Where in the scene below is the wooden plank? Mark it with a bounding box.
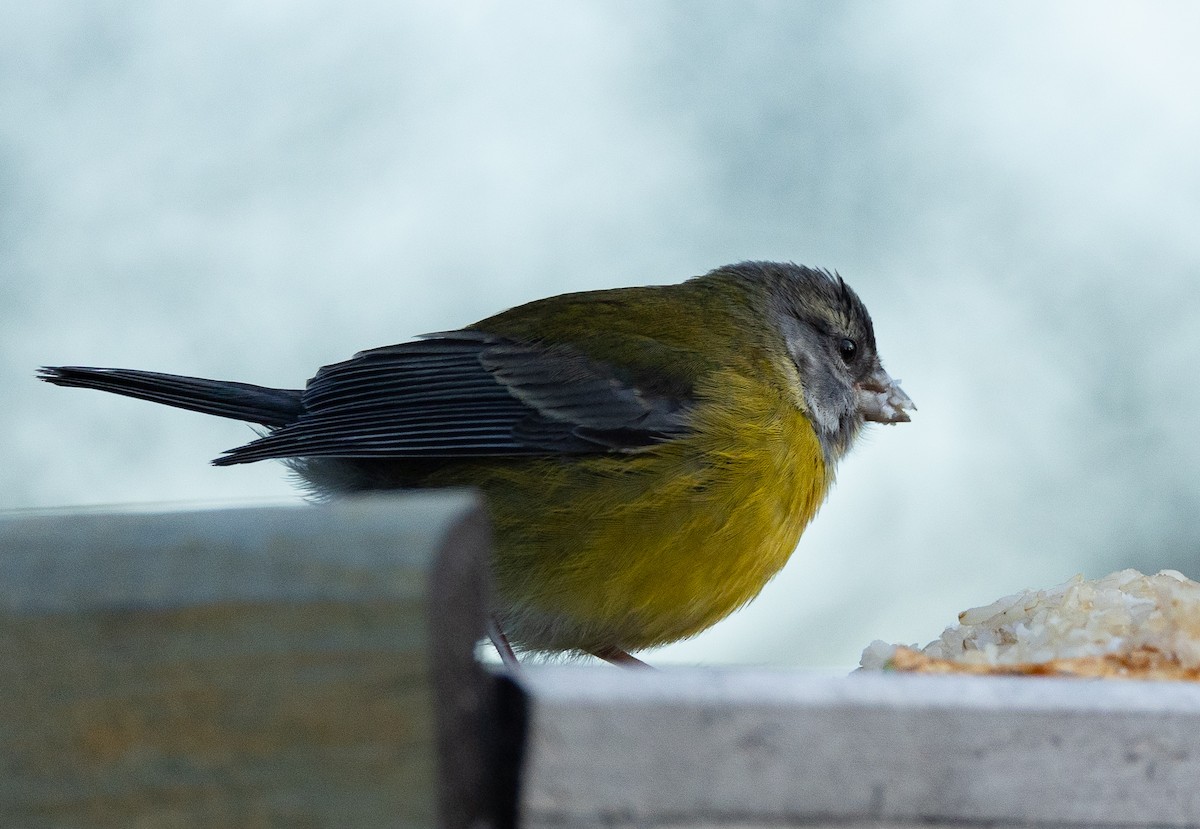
[519,666,1200,828]
[0,492,497,829]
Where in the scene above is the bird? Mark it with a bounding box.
[40,261,913,667]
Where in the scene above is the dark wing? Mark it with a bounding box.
[212,331,691,465]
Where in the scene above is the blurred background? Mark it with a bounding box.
[4,1,1199,667]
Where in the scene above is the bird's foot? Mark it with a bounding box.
[589,645,653,668]
[488,615,521,669]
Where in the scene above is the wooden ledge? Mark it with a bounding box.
[517,666,1200,828]
[0,492,513,829]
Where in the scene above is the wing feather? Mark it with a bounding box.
[213,331,690,465]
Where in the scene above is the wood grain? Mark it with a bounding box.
[0,492,494,829]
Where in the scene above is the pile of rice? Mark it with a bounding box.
[860,569,1200,679]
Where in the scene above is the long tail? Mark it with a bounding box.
[38,366,304,429]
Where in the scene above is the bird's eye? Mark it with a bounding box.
[838,337,858,364]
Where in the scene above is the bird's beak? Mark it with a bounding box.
[857,368,915,424]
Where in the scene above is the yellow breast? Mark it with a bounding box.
[480,366,833,653]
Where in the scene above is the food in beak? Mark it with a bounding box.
[858,369,914,424]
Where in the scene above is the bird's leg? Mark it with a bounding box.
[488,614,521,669]
[589,645,653,668]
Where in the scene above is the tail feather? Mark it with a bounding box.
[39,367,304,429]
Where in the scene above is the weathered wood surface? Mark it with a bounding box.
[0,492,496,829]
[519,666,1200,829]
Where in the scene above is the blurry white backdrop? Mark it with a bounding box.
[4,1,1199,666]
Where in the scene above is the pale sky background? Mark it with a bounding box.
[4,1,1199,666]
